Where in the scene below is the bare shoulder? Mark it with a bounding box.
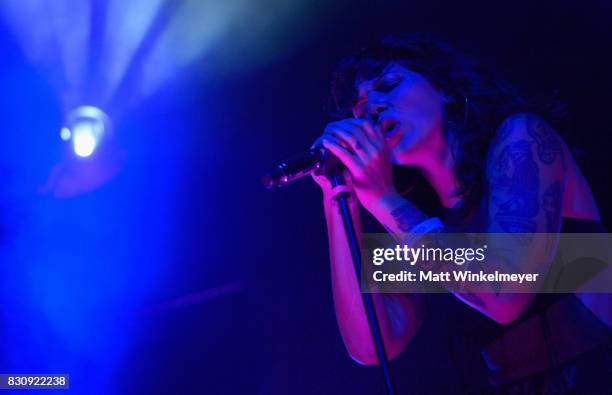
[486,113,568,175]
[491,113,567,159]
[488,112,600,220]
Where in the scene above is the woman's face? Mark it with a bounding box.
[352,63,447,166]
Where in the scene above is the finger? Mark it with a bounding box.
[324,125,359,152]
[346,119,376,140]
[329,127,369,154]
[310,170,331,188]
[346,119,383,148]
[321,136,361,173]
[311,131,333,149]
[325,124,373,158]
[311,136,324,150]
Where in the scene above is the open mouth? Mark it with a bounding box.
[380,120,399,138]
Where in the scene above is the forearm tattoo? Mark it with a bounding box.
[390,202,426,232]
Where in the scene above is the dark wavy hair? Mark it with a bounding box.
[329,33,550,210]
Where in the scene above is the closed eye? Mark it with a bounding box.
[376,78,401,93]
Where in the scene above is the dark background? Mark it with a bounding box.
[1,0,611,394]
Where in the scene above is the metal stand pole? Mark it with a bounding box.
[332,175,397,395]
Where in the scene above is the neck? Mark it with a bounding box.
[419,142,460,209]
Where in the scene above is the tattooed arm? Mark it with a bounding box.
[366,114,568,324]
[477,113,567,322]
[313,118,425,365]
[321,190,425,365]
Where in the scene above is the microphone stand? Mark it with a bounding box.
[331,174,397,395]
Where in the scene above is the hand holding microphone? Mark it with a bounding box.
[314,118,398,211]
[263,118,398,211]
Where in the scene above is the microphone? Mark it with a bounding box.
[262,147,341,189]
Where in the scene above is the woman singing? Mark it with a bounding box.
[311,34,611,393]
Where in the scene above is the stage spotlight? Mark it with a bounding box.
[60,127,71,141]
[62,106,111,158]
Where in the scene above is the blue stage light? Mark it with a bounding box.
[72,122,97,157]
[62,105,111,157]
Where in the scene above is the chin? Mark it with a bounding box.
[390,143,417,165]
[390,151,414,166]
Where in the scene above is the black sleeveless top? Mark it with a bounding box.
[438,217,611,390]
[360,202,611,391]
[443,217,608,339]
